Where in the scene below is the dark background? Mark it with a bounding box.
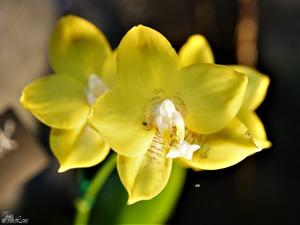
[1,0,300,224]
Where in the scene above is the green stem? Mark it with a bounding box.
[74,154,116,225]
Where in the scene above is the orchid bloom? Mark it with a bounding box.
[20,15,117,172]
[177,35,271,170]
[90,25,250,204]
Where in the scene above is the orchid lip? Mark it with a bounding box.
[153,98,200,160]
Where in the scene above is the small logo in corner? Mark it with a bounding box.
[1,211,28,224]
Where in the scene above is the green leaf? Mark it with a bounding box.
[89,162,186,225]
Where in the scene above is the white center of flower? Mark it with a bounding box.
[154,99,200,160]
[86,74,108,105]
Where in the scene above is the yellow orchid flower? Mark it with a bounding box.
[20,15,117,172]
[90,25,250,204]
[177,34,271,170]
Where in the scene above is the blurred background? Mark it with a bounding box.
[0,0,300,224]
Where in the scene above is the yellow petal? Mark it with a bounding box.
[179,34,214,66]
[50,124,110,172]
[89,86,155,157]
[231,65,270,110]
[101,50,118,88]
[115,163,186,224]
[117,25,179,97]
[20,75,89,129]
[238,111,271,149]
[172,64,247,134]
[50,15,111,82]
[117,134,172,204]
[179,118,260,170]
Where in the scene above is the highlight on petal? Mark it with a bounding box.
[179,118,260,170]
[238,111,271,149]
[117,134,172,204]
[172,64,248,134]
[117,25,179,97]
[50,15,111,82]
[89,86,155,157]
[231,65,270,111]
[20,75,90,129]
[50,124,110,172]
[179,34,214,66]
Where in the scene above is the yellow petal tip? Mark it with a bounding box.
[126,192,156,205]
[127,196,141,205]
[19,93,26,107]
[61,14,78,20]
[58,166,70,173]
[127,24,153,37]
[126,199,135,205]
[20,88,31,109]
[261,140,272,149]
[58,15,88,27]
[188,34,208,45]
[133,24,146,30]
